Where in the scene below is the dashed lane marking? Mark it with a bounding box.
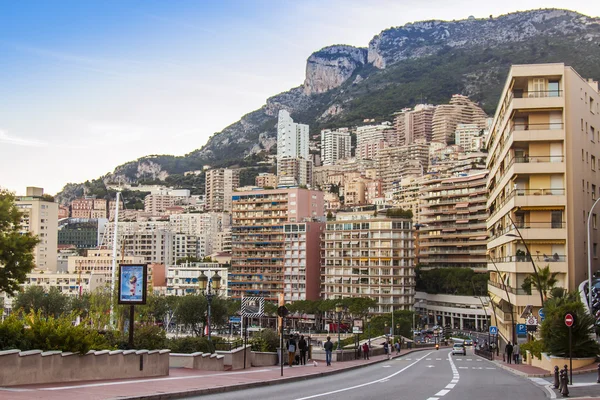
[435,389,450,396]
[427,398,440,400]
[436,358,442,360]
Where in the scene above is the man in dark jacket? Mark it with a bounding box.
[505,342,514,364]
[324,336,334,366]
[298,335,307,365]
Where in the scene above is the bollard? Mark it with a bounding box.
[560,370,569,397]
[558,368,564,392]
[554,366,560,389]
[564,364,569,385]
[597,363,600,384]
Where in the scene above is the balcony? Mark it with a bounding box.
[510,89,564,110]
[488,188,566,224]
[512,122,565,142]
[488,254,568,274]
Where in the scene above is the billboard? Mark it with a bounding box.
[118,264,148,305]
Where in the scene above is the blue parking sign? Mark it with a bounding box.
[517,324,527,336]
[489,326,498,335]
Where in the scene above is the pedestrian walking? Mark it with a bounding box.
[287,335,297,367]
[298,335,307,365]
[383,340,389,355]
[513,343,520,365]
[505,341,514,364]
[395,340,400,355]
[362,342,369,360]
[324,336,333,366]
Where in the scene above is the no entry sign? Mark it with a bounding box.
[564,313,574,327]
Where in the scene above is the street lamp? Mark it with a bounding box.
[367,315,371,347]
[335,303,343,350]
[198,270,222,344]
[489,255,516,345]
[587,197,600,311]
[505,213,545,307]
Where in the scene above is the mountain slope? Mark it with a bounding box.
[56,8,600,203]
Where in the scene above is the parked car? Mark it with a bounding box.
[452,343,466,356]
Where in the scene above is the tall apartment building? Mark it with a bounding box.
[277,157,313,187]
[68,249,145,276]
[230,188,324,301]
[205,168,240,212]
[321,128,352,165]
[388,176,424,224]
[486,63,600,344]
[277,110,309,160]
[454,123,483,152]
[356,122,397,160]
[144,189,191,216]
[376,140,430,192]
[395,104,435,146]
[71,198,108,219]
[322,209,415,313]
[432,95,488,145]
[15,187,58,271]
[255,173,278,188]
[419,171,488,271]
[58,218,108,249]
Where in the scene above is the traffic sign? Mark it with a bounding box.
[538,308,545,321]
[277,305,289,318]
[489,326,498,335]
[229,316,241,323]
[526,315,539,326]
[516,324,527,336]
[564,313,575,327]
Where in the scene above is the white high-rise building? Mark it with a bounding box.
[321,128,352,165]
[277,110,309,160]
[205,168,239,212]
[454,123,483,152]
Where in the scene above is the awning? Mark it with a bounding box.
[518,206,564,211]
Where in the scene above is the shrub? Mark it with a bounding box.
[251,329,279,352]
[520,339,546,360]
[168,336,214,354]
[133,324,167,350]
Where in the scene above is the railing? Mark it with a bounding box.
[488,188,565,221]
[512,122,564,131]
[488,279,539,296]
[214,339,245,352]
[474,348,494,360]
[512,90,563,99]
[489,254,566,263]
[489,222,566,241]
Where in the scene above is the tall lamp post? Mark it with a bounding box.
[587,197,600,311]
[335,303,343,350]
[489,256,516,345]
[198,271,222,344]
[367,315,371,347]
[505,213,545,307]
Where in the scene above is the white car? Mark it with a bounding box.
[451,343,466,356]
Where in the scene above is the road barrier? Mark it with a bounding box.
[474,348,494,360]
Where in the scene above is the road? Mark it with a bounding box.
[189,348,549,400]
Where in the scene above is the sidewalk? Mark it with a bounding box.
[493,357,599,378]
[0,348,428,400]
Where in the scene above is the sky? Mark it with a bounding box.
[1,0,599,195]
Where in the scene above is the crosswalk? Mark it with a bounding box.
[394,356,496,370]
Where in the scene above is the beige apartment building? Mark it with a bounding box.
[68,249,145,281]
[486,63,600,344]
[355,122,397,160]
[205,168,240,212]
[322,209,415,313]
[15,187,58,271]
[432,95,488,145]
[376,140,430,192]
[395,104,435,146]
[419,171,488,271]
[255,173,278,188]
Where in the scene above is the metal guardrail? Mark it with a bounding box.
[474,348,494,360]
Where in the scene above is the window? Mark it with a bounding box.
[594,243,598,258]
[582,118,584,131]
[591,97,595,114]
[594,214,598,229]
[594,185,597,200]
[593,156,596,171]
[548,80,560,97]
[551,211,563,228]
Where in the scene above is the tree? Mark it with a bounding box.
[540,291,600,357]
[0,190,40,295]
[521,265,559,302]
[13,286,69,318]
[175,295,207,336]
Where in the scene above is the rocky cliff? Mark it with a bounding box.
[303,45,368,95]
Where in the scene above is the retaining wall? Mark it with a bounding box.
[0,349,170,387]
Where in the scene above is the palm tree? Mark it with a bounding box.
[521,265,559,302]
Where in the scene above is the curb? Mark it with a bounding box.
[118,348,435,400]
[493,360,598,378]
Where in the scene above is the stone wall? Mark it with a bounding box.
[0,349,170,387]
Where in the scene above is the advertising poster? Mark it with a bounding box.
[118,264,147,305]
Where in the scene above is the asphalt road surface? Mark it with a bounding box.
[189,348,549,400]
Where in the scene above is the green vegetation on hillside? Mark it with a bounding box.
[416,267,489,296]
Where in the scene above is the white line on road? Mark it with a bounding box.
[466,359,472,361]
[427,398,439,400]
[445,384,456,389]
[485,367,496,370]
[293,351,434,400]
[382,365,391,368]
[451,379,458,384]
[435,389,450,396]
[458,367,468,369]
[436,358,442,360]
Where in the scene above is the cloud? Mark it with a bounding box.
[0,129,47,147]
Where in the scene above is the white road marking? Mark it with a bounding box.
[456,358,462,361]
[426,365,435,368]
[435,389,450,396]
[405,358,412,360]
[382,365,391,368]
[293,351,434,400]
[476,359,482,362]
[380,379,389,382]
[39,368,272,391]
[451,379,458,384]
[445,384,456,389]
[427,398,439,400]
[459,366,468,369]
[426,358,432,360]
[436,358,442,360]
[466,359,472,361]
[485,367,496,370]
[472,367,483,370]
